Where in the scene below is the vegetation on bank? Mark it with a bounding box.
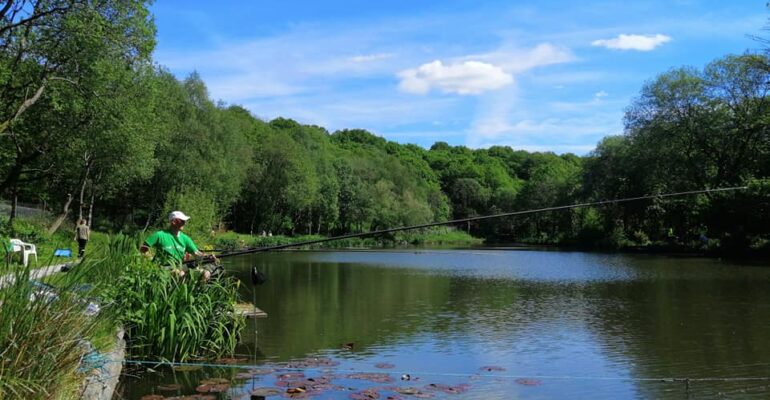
[212,227,482,251]
[0,233,244,399]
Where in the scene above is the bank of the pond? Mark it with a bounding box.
[210,227,483,252]
[79,328,126,400]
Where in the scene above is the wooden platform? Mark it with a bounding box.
[234,302,268,318]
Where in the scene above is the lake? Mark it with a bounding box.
[120,248,770,399]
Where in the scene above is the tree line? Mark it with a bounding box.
[1,1,768,253]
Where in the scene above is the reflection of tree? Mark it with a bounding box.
[230,252,595,362]
[231,252,455,360]
[583,257,770,398]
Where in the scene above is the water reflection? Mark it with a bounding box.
[122,249,770,399]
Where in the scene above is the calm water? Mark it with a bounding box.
[121,249,770,399]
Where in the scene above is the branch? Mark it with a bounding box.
[0,0,16,21]
[0,75,80,135]
[0,4,71,36]
[0,78,46,134]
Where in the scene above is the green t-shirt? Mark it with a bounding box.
[143,230,198,265]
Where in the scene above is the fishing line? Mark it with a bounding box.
[118,358,770,384]
[190,186,747,265]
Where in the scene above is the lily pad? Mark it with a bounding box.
[156,384,181,391]
[348,373,394,383]
[195,383,229,393]
[251,387,282,396]
[349,389,380,399]
[286,357,340,368]
[394,387,420,395]
[200,377,230,385]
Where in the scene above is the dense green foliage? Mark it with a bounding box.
[1,1,769,254]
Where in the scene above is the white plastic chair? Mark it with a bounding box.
[9,238,37,267]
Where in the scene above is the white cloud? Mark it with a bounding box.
[397,43,574,96]
[398,60,513,95]
[472,43,575,73]
[591,34,671,51]
[594,90,608,98]
[349,53,393,63]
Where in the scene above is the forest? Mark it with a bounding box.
[2,1,769,254]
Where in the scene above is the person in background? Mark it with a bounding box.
[74,219,90,258]
[139,211,213,280]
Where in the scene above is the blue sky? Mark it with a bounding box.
[151,1,766,154]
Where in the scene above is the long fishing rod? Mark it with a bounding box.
[188,186,747,264]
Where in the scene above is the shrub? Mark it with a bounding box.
[0,218,48,244]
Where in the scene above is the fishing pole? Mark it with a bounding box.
[186,185,747,265]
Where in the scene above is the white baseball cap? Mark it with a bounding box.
[168,211,191,221]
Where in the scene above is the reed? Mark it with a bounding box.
[106,257,245,362]
[0,262,107,399]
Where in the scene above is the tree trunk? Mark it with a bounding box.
[8,185,18,229]
[87,191,95,226]
[77,156,93,221]
[47,193,73,235]
[141,210,154,233]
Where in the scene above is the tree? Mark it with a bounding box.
[0,0,155,230]
[0,0,155,194]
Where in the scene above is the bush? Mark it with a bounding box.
[0,218,48,244]
[213,231,243,251]
[631,230,651,246]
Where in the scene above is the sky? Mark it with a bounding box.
[150,1,767,154]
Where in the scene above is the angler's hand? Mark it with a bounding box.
[200,253,218,263]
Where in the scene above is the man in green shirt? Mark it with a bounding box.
[140,211,213,279]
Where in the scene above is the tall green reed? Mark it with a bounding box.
[107,260,244,362]
[0,259,108,398]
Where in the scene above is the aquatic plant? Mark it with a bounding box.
[108,258,245,362]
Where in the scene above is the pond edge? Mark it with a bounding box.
[80,327,125,400]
